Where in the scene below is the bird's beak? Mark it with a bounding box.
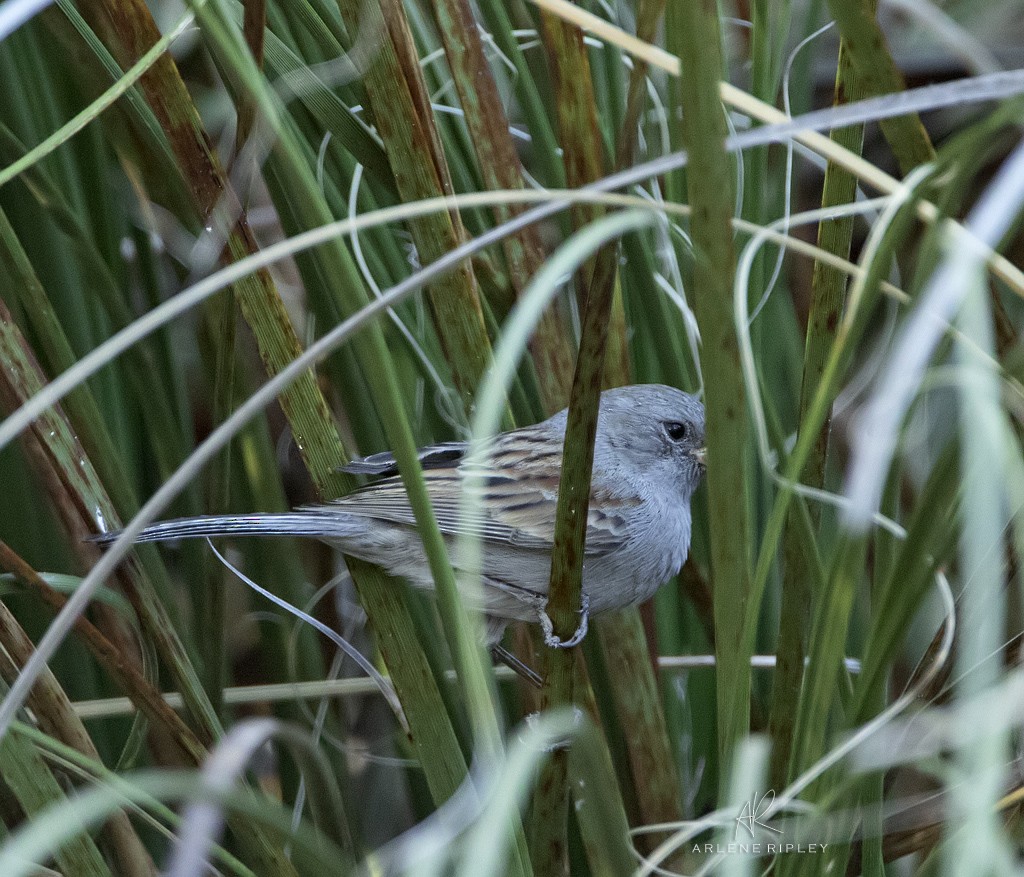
[691,447,706,467]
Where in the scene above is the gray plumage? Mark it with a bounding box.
[93,384,705,644]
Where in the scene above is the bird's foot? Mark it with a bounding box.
[539,593,590,649]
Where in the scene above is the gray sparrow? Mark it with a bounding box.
[94,384,705,659]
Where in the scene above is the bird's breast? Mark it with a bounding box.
[596,500,692,610]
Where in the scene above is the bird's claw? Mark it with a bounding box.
[539,593,590,649]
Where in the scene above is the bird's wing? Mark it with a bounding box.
[339,442,468,477]
[328,431,634,555]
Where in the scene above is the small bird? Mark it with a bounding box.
[95,384,705,669]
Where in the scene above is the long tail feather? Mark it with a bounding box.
[89,511,362,547]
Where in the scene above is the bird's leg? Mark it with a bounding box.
[491,644,542,688]
[481,576,591,649]
[539,593,590,649]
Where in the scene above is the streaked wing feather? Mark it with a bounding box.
[326,427,629,556]
[325,473,533,546]
[340,441,468,477]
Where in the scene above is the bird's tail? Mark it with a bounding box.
[89,510,364,548]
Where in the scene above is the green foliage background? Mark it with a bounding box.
[0,0,1023,873]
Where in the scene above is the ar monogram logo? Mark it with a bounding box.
[735,790,783,839]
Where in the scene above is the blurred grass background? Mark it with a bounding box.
[1,0,1024,873]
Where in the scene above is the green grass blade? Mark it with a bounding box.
[769,39,866,788]
[672,0,752,775]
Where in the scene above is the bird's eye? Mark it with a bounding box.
[664,421,689,442]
